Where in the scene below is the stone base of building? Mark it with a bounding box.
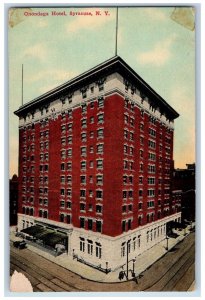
[17,212,181,271]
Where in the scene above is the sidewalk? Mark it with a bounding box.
[10,224,194,283]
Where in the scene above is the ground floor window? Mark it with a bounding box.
[95,242,102,258]
[121,242,125,257]
[80,238,85,252]
[87,240,93,255]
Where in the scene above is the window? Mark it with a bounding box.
[124,130,128,139]
[68,136,72,144]
[130,132,134,140]
[124,114,128,124]
[82,90,87,99]
[90,146,94,153]
[96,175,103,185]
[123,176,127,184]
[96,190,103,199]
[60,200,65,208]
[89,161,93,168]
[98,83,104,91]
[67,149,72,157]
[128,219,132,230]
[61,176,65,183]
[139,176,143,184]
[148,140,156,149]
[60,189,65,196]
[147,189,155,197]
[129,176,133,184]
[68,123,72,131]
[138,202,143,210]
[124,145,128,154]
[67,189,72,197]
[89,190,93,198]
[95,242,102,258]
[88,219,93,230]
[87,240,93,254]
[139,190,143,197]
[128,190,133,198]
[96,205,102,213]
[81,161,86,170]
[81,119,87,128]
[124,160,128,169]
[138,216,142,225]
[82,104,87,113]
[61,150,66,159]
[97,144,103,154]
[122,220,126,232]
[81,147,86,156]
[80,203,86,211]
[61,138,66,146]
[123,191,127,199]
[67,176,72,184]
[67,162,72,170]
[81,132,86,142]
[97,129,104,138]
[80,217,85,228]
[90,87,94,94]
[122,205,126,213]
[140,136,144,145]
[97,160,103,169]
[80,238,85,252]
[121,242,126,257]
[67,201,72,209]
[80,189,86,197]
[67,215,71,224]
[98,97,104,107]
[80,176,86,184]
[130,118,134,126]
[98,114,104,124]
[90,131,94,138]
[148,177,155,185]
[96,220,102,232]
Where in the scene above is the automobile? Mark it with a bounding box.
[13,240,27,249]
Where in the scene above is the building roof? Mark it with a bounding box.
[14,55,179,120]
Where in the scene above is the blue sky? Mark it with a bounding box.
[9,6,195,176]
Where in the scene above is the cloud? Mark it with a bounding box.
[143,8,167,21]
[168,84,195,115]
[23,43,47,60]
[66,8,115,33]
[26,69,77,84]
[137,35,176,67]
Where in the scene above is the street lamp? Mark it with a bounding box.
[126,239,131,279]
[132,258,136,277]
[165,235,169,251]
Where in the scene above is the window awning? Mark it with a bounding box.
[21,226,67,247]
[21,225,44,235]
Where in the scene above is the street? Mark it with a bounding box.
[10,232,195,292]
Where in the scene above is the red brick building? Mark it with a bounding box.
[14,56,181,270]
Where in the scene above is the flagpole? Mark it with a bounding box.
[115,7,118,56]
[22,64,24,106]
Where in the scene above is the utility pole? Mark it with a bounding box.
[115,7,118,56]
[21,64,24,106]
[126,239,131,279]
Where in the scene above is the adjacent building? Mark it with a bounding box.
[14,56,181,271]
[9,174,18,226]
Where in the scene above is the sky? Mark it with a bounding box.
[8,6,195,177]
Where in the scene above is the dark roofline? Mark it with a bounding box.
[14,55,179,119]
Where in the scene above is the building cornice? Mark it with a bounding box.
[14,55,179,120]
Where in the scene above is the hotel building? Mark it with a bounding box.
[14,56,181,271]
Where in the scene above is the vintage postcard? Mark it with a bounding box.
[8,6,196,293]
